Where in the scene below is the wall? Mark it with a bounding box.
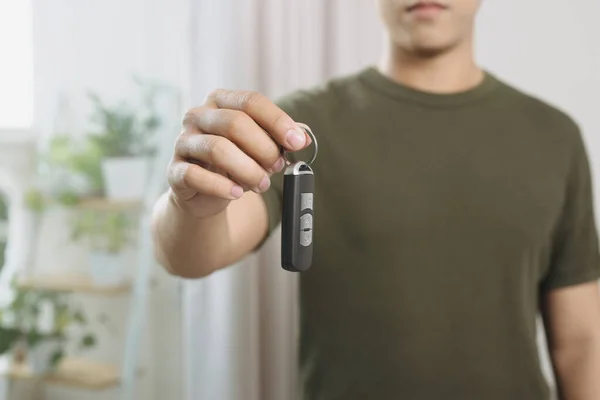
[26,0,192,398]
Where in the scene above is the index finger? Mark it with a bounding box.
[207,90,312,152]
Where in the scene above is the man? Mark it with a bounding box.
[152,0,600,398]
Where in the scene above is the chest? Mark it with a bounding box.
[310,111,568,252]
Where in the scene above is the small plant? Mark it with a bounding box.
[71,210,134,253]
[44,135,104,188]
[87,80,162,158]
[25,78,165,210]
[31,133,105,202]
[24,189,47,213]
[0,281,97,369]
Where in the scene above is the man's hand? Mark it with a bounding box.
[167,89,311,218]
[542,281,600,400]
[153,90,312,278]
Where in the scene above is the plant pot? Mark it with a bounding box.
[88,250,128,286]
[101,157,149,200]
[28,338,62,374]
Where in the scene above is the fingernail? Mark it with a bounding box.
[286,129,306,150]
[270,157,285,173]
[231,185,244,199]
[254,176,271,193]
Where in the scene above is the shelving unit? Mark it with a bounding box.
[5,195,141,397]
[18,274,131,296]
[6,93,179,399]
[7,357,120,390]
[75,198,143,212]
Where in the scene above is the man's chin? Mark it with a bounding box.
[404,39,459,58]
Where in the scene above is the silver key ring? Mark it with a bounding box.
[282,123,318,166]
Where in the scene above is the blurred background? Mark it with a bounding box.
[0,0,598,399]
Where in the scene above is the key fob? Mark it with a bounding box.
[282,161,314,272]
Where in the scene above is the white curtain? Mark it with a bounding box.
[183,1,382,399]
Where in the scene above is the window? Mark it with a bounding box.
[0,0,33,129]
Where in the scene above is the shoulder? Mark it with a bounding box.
[491,75,591,177]
[274,70,368,124]
[491,75,582,143]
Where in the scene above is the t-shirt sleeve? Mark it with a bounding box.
[541,130,600,291]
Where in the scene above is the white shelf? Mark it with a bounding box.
[76,198,143,212]
[7,357,120,390]
[19,274,131,296]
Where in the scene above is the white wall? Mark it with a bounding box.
[27,0,192,399]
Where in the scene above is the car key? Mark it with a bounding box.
[281,123,318,272]
[282,162,314,272]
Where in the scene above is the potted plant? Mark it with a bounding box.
[71,210,134,286]
[87,81,161,200]
[0,283,96,373]
[36,134,104,199]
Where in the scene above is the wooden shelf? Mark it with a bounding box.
[7,357,119,390]
[19,274,131,296]
[76,198,143,212]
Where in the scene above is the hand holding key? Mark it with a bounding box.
[167,89,312,219]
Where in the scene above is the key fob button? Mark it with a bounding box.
[300,230,312,247]
[300,214,313,231]
[301,193,313,211]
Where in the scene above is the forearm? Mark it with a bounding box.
[151,190,232,278]
[552,337,600,400]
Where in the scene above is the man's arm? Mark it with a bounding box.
[152,190,268,278]
[542,281,600,400]
[151,89,309,278]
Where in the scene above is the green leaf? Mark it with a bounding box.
[49,348,64,368]
[0,193,7,220]
[24,189,46,213]
[48,135,75,166]
[0,326,20,355]
[27,330,43,347]
[57,191,80,206]
[73,310,86,325]
[55,307,72,332]
[80,334,96,349]
[11,290,27,313]
[143,115,161,132]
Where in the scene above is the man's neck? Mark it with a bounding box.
[378,39,484,94]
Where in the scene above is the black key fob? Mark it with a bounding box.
[281,161,314,272]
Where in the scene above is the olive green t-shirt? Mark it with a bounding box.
[261,67,600,400]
